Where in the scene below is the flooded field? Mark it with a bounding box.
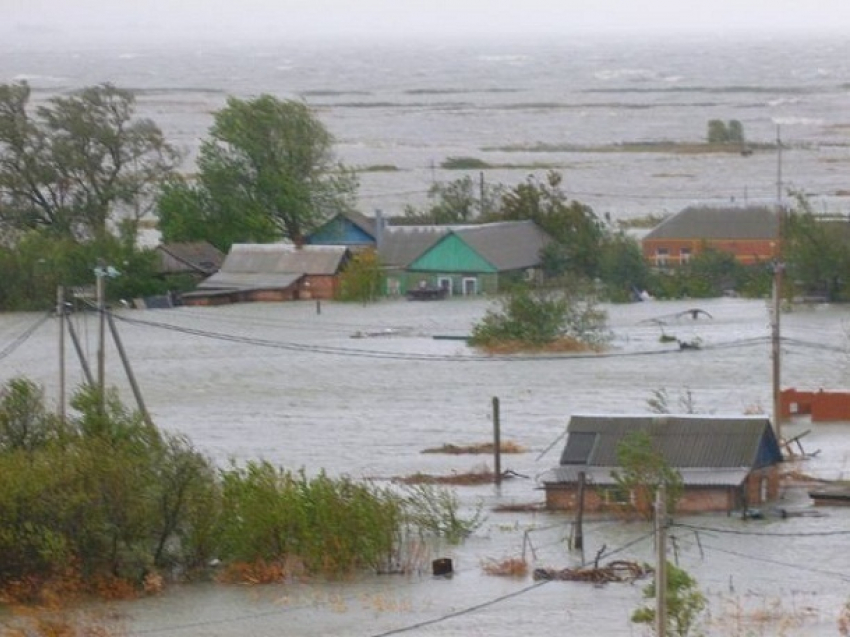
[3,296,850,636]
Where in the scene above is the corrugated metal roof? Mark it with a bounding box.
[644,206,779,241]
[378,226,450,268]
[541,465,750,487]
[196,272,301,291]
[455,221,552,270]
[221,244,348,276]
[561,414,778,468]
[157,242,224,275]
[378,220,551,270]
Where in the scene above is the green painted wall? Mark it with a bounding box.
[408,234,496,273]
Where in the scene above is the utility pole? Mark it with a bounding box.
[96,267,106,414]
[655,483,668,637]
[575,471,586,551]
[492,396,502,486]
[772,125,784,443]
[57,286,66,422]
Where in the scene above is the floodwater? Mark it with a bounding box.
[3,296,850,636]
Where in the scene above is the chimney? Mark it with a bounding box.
[375,209,386,249]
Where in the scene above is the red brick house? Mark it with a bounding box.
[181,244,350,306]
[540,414,783,515]
[642,205,780,267]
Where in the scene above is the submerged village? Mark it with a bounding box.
[3,75,850,636]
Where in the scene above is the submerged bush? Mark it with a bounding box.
[469,284,610,352]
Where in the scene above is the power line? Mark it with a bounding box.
[109,309,772,364]
[0,312,51,361]
[673,521,850,538]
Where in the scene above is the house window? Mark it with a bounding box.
[462,277,478,296]
[438,277,453,295]
[680,247,692,263]
[387,278,400,296]
[601,486,631,506]
[655,248,669,267]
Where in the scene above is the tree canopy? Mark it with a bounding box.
[784,193,850,302]
[0,82,179,242]
[157,95,357,250]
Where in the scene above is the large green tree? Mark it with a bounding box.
[784,194,850,301]
[0,82,179,242]
[486,171,606,279]
[157,95,357,250]
[402,175,502,225]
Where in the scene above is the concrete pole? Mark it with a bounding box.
[655,483,668,637]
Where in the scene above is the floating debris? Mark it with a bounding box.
[533,560,652,584]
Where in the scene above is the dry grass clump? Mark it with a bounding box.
[477,337,602,355]
[492,501,546,513]
[396,469,498,486]
[482,557,529,577]
[422,441,526,454]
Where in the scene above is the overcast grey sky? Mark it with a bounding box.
[7,0,850,41]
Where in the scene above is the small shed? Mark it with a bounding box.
[540,414,783,515]
[181,244,350,306]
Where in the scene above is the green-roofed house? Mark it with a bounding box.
[642,205,780,268]
[380,220,552,297]
[540,414,783,515]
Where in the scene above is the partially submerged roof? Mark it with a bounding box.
[156,242,224,276]
[542,414,782,487]
[644,206,779,241]
[197,243,348,291]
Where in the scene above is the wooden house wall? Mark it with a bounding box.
[408,234,496,273]
[307,218,374,247]
[385,271,499,296]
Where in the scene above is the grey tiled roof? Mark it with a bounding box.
[644,206,779,241]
